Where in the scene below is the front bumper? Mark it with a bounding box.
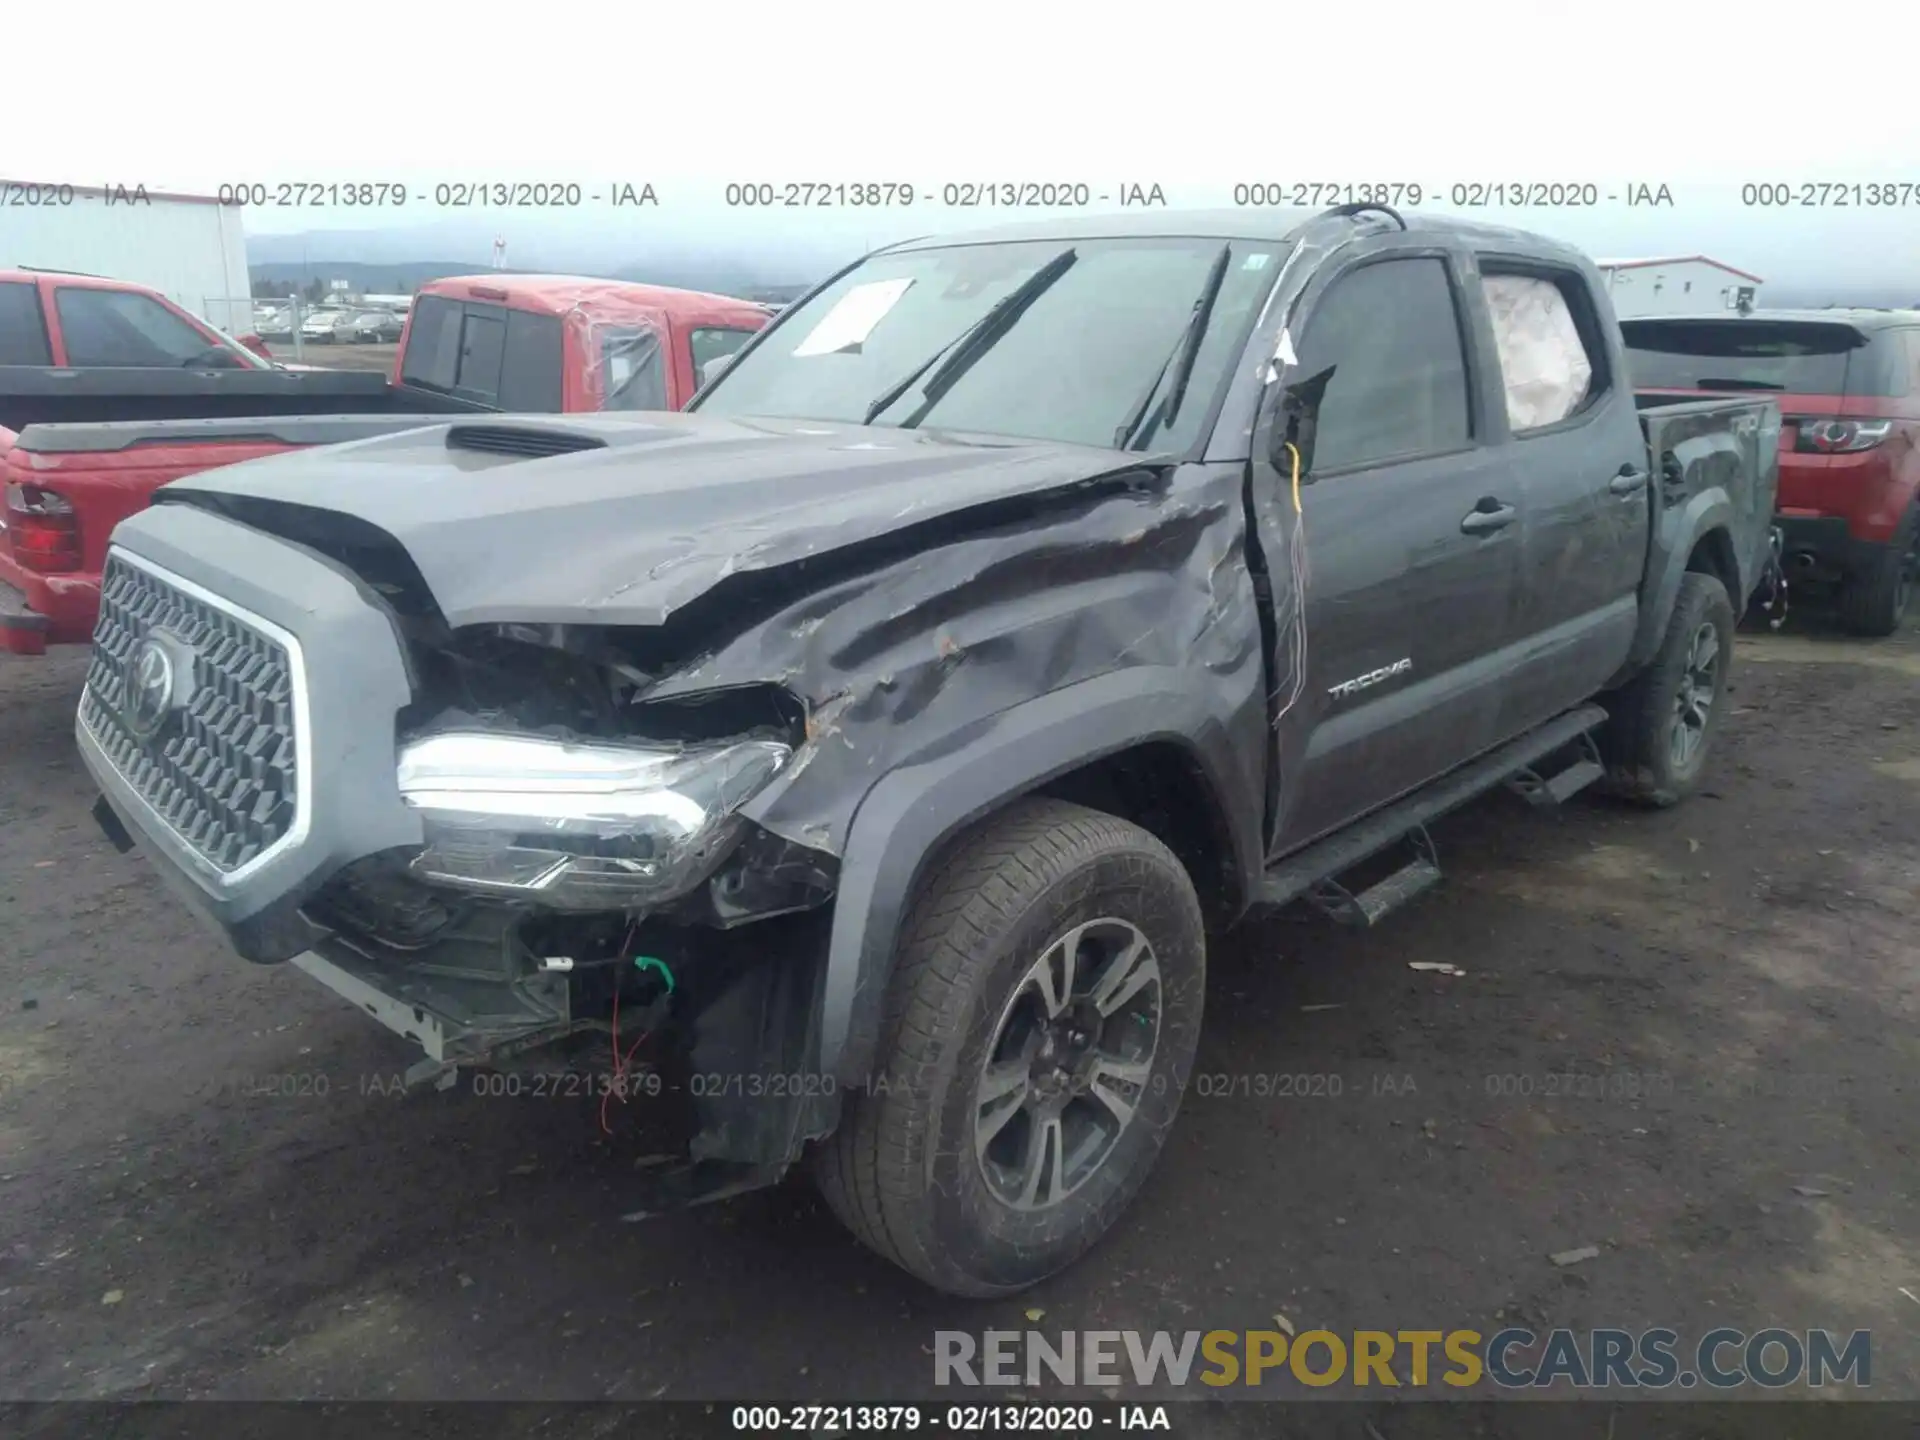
[289,934,577,1081]
[76,501,422,961]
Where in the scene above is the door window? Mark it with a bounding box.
[689,326,759,378]
[1293,258,1472,472]
[55,286,218,366]
[599,327,669,411]
[0,282,52,364]
[457,312,507,397]
[1479,272,1601,431]
[497,310,562,411]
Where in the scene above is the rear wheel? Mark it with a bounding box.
[1837,506,1918,637]
[813,799,1205,1296]
[1602,571,1736,808]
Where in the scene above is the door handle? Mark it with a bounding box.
[1460,500,1516,535]
[1609,467,1649,496]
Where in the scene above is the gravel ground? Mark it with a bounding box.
[1,606,1916,1409]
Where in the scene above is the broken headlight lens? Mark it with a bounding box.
[395,731,790,910]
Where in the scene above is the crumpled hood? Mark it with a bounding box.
[159,411,1142,629]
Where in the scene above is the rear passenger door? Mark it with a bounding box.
[1256,245,1521,855]
[1468,260,1647,736]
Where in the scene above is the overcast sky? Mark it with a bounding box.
[8,0,1916,292]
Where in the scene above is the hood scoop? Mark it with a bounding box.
[445,424,609,460]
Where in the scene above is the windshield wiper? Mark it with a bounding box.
[1689,376,1787,391]
[862,248,1078,427]
[1113,243,1233,451]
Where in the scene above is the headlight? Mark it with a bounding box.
[395,731,790,910]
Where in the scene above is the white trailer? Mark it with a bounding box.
[0,182,253,336]
[1596,256,1764,319]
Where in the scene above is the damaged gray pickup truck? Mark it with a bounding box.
[79,205,1779,1296]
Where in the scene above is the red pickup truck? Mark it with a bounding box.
[0,274,772,653]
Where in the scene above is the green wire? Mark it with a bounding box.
[633,954,676,993]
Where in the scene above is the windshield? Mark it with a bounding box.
[1622,319,1871,396]
[693,236,1285,451]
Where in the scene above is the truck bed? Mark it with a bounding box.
[0,365,486,433]
[0,412,471,653]
[1633,391,1782,645]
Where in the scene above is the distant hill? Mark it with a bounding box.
[245,217,860,301]
[249,257,830,306]
[250,260,503,293]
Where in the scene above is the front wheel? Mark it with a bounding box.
[1601,571,1737,807]
[813,799,1205,1296]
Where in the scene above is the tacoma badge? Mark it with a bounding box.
[1328,658,1412,700]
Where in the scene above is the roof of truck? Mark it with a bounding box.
[416,274,772,322]
[883,207,1595,261]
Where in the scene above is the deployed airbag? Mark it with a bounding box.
[1481,275,1593,431]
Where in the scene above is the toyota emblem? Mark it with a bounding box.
[125,637,178,739]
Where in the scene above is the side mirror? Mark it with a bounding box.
[700,353,737,387]
[1268,364,1336,479]
[239,333,273,359]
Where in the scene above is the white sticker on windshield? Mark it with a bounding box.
[1242,253,1271,271]
[791,278,914,357]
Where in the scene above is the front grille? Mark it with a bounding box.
[79,553,301,873]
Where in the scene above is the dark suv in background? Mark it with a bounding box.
[1624,310,1920,635]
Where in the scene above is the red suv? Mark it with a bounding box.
[1624,311,1920,635]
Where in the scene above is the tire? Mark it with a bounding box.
[1836,506,1918,638]
[1601,571,1737,808]
[812,798,1205,1296]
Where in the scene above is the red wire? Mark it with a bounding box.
[598,921,648,1136]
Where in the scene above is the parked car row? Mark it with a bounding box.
[297,307,407,344]
[250,304,408,345]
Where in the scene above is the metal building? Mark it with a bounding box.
[0,182,253,336]
[1595,256,1764,319]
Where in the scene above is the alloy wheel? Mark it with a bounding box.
[973,917,1162,1211]
[1670,620,1720,771]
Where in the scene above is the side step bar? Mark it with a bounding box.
[1256,703,1609,925]
[1307,825,1441,928]
[1505,727,1607,809]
